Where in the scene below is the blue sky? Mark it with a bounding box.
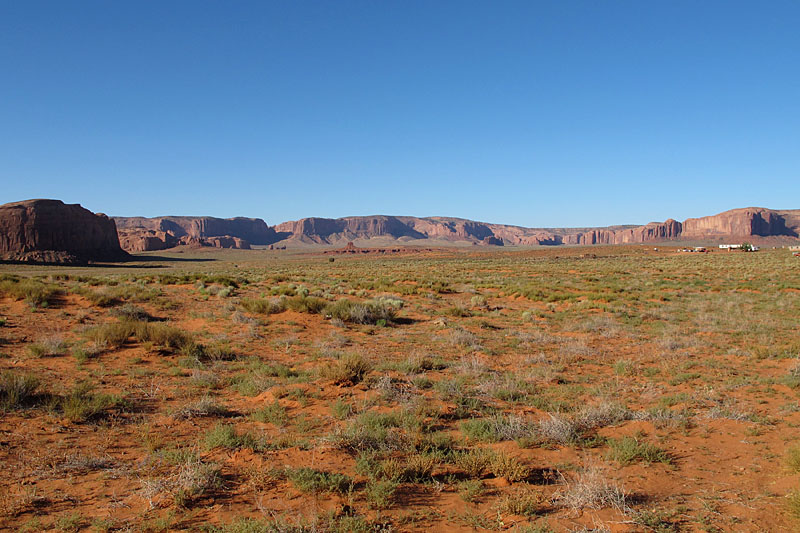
[1,1,798,227]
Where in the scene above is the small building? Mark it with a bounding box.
[789,245,800,251]
[719,244,742,250]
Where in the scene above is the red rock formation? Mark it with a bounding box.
[117,229,179,252]
[0,199,128,263]
[682,208,798,238]
[114,215,278,245]
[205,236,251,249]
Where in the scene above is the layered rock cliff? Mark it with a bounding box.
[113,215,275,251]
[114,216,277,245]
[682,208,798,238]
[273,209,799,247]
[0,199,129,263]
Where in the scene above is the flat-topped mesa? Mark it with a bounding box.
[274,214,689,246]
[0,199,129,263]
[682,208,798,238]
[114,216,276,244]
[274,216,426,244]
[113,215,276,251]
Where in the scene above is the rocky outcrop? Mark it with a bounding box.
[114,216,278,245]
[0,199,128,263]
[205,236,250,249]
[682,208,798,238]
[116,227,251,252]
[274,216,426,244]
[117,229,179,252]
[273,209,799,247]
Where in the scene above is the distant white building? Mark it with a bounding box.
[719,244,742,250]
[789,245,800,251]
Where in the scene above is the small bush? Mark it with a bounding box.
[605,436,671,465]
[286,295,328,314]
[58,382,126,423]
[453,449,493,478]
[556,466,627,510]
[0,277,60,307]
[497,487,544,516]
[787,446,800,474]
[0,371,44,409]
[537,414,581,446]
[27,335,68,357]
[788,488,800,520]
[461,414,531,442]
[458,479,486,503]
[85,319,197,354]
[450,328,480,349]
[324,299,395,325]
[320,353,371,385]
[203,423,260,450]
[241,297,286,315]
[365,479,399,509]
[111,304,156,322]
[331,398,355,419]
[172,397,231,419]
[251,401,289,426]
[285,467,353,494]
[489,452,529,482]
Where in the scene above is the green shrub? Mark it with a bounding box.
[0,277,61,307]
[240,297,285,315]
[27,336,68,357]
[0,371,44,409]
[324,299,395,325]
[85,319,197,354]
[203,423,260,450]
[606,436,671,465]
[285,467,353,494]
[251,401,288,426]
[320,353,371,385]
[497,487,543,516]
[286,295,327,314]
[458,479,486,503]
[365,479,398,509]
[58,382,126,423]
[786,446,800,474]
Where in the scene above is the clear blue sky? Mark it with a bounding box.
[1,1,798,227]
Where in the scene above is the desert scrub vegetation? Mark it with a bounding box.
[27,334,68,357]
[55,381,127,423]
[2,249,800,531]
[605,435,672,465]
[0,275,61,307]
[203,422,262,450]
[319,352,372,385]
[284,467,353,495]
[324,299,395,325]
[0,370,45,410]
[84,318,201,354]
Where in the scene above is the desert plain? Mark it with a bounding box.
[1,245,799,532]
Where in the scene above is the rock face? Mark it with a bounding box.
[0,199,128,263]
[114,216,277,245]
[274,209,799,247]
[273,216,426,244]
[117,229,179,253]
[682,208,798,238]
[113,215,273,252]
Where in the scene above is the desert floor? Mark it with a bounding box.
[1,246,799,532]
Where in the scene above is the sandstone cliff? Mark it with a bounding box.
[273,209,798,247]
[682,208,798,238]
[0,199,128,263]
[113,215,274,251]
[114,216,277,245]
